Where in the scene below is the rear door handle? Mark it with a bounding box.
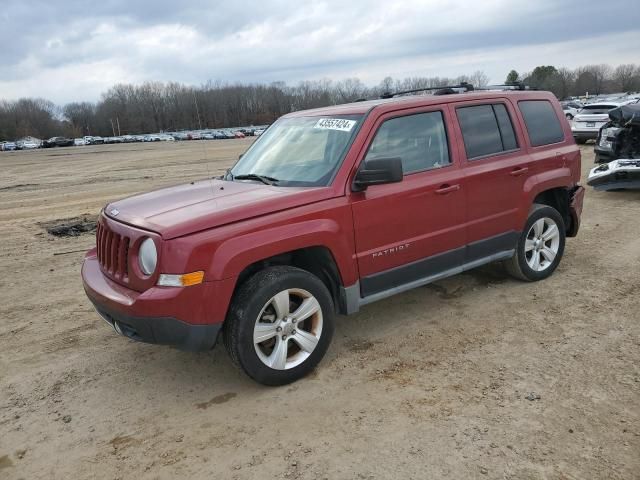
[435,184,460,194]
[509,167,529,177]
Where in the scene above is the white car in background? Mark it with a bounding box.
[561,100,583,120]
[18,140,41,149]
[74,138,87,146]
[571,102,630,144]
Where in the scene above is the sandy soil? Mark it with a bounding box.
[0,141,638,480]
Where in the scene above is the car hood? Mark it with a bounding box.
[105,179,335,239]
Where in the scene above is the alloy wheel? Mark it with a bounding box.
[525,217,561,272]
[253,288,323,370]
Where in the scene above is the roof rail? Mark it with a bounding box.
[380,82,474,99]
[476,82,531,91]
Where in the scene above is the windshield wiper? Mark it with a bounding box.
[233,173,279,185]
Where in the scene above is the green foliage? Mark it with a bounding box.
[525,66,558,89]
[505,70,519,84]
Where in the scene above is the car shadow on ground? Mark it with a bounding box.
[93,261,515,396]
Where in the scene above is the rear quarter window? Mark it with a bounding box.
[456,103,518,159]
[518,100,565,146]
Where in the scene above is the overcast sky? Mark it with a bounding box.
[1,0,639,104]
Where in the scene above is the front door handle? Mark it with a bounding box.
[509,167,529,177]
[435,184,460,194]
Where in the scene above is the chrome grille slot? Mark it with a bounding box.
[96,222,129,281]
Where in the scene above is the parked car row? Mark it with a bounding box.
[562,94,640,144]
[0,141,18,151]
[1,136,43,150]
[1,126,269,152]
[570,99,640,144]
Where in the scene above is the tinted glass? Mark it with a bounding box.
[365,111,450,174]
[519,100,565,146]
[457,105,503,158]
[581,104,616,111]
[493,104,518,151]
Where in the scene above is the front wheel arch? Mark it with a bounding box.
[230,246,345,316]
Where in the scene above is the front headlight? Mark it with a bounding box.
[138,238,157,275]
[599,127,620,149]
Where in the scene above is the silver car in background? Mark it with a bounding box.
[571,102,628,144]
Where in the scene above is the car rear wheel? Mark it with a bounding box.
[224,266,334,385]
[565,113,573,120]
[506,204,565,282]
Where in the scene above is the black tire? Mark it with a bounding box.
[575,138,587,145]
[506,204,566,282]
[565,113,573,120]
[223,266,335,386]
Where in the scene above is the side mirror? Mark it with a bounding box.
[353,157,403,191]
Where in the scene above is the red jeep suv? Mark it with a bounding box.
[82,89,585,385]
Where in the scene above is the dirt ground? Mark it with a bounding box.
[0,140,638,480]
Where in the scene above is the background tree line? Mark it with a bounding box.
[1,63,638,141]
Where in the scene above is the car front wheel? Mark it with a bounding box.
[506,204,566,282]
[224,266,335,385]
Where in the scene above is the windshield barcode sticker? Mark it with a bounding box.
[314,118,356,132]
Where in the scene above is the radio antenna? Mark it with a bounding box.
[193,90,216,197]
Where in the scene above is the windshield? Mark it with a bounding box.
[229,115,363,187]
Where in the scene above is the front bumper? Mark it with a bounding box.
[82,250,235,351]
[90,300,221,351]
[587,160,640,191]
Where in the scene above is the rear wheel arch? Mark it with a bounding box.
[532,187,571,233]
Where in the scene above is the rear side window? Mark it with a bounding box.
[494,104,518,151]
[519,100,564,146]
[456,104,518,159]
[365,111,450,174]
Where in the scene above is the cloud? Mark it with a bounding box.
[0,0,639,103]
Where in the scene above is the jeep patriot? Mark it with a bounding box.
[82,89,585,385]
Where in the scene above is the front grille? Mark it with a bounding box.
[96,222,130,281]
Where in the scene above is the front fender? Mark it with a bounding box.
[208,218,357,284]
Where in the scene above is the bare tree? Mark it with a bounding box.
[550,68,575,100]
[613,64,639,91]
[469,70,489,88]
[63,102,96,136]
[2,63,637,141]
[584,64,612,95]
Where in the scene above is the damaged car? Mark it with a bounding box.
[588,103,640,191]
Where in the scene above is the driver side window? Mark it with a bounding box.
[365,111,450,174]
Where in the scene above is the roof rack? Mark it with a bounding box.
[380,82,474,99]
[476,82,532,91]
[379,81,532,99]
